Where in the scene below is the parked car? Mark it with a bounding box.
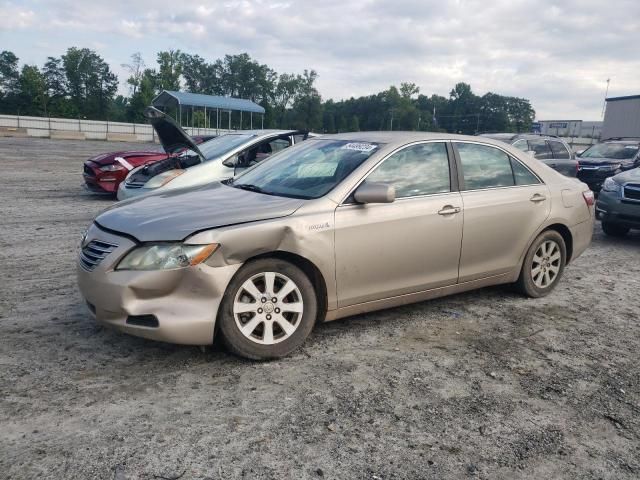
[479,133,578,177]
[78,132,594,359]
[117,107,308,200]
[595,166,640,236]
[83,134,215,195]
[577,138,640,193]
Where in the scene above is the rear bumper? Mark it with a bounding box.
[569,216,594,263]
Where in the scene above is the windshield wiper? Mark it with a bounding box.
[233,183,265,194]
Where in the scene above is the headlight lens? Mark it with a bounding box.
[602,177,621,194]
[145,170,184,189]
[99,163,124,172]
[116,243,219,271]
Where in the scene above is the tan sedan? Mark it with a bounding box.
[77,132,594,359]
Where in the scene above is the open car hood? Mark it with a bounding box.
[95,182,305,242]
[144,106,205,161]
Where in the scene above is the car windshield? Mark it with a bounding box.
[581,143,639,159]
[229,139,382,199]
[198,133,255,161]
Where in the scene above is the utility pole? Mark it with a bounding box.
[601,78,610,119]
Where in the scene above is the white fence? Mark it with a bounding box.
[0,114,230,142]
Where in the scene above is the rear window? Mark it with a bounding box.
[581,143,639,159]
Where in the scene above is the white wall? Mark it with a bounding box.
[0,114,230,142]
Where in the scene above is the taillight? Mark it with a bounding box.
[582,190,595,206]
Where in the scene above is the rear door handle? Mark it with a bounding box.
[530,193,547,203]
[438,205,461,215]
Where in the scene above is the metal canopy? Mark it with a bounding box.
[152,90,265,114]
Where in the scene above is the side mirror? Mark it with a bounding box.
[575,151,582,158]
[525,150,537,158]
[223,153,245,168]
[353,182,395,204]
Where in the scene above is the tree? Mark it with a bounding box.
[0,51,20,113]
[156,50,182,91]
[291,70,322,131]
[17,65,46,116]
[122,52,145,96]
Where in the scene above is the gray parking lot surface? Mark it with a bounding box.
[1,137,639,479]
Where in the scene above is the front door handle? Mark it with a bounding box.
[530,193,547,203]
[438,205,461,215]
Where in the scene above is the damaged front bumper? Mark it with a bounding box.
[76,223,240,345]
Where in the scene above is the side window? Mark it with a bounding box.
[293,134,308,143]
[456,143,515,190]
[366,142,450,198]
[513,139,528,152]
[510,158,541,185]
[527,139,553,159]
[548,141,571,159]
[269,138,291,153]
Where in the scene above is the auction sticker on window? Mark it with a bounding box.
[341,142,377,152]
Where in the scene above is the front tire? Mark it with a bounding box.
[516,230,566,298]
[602,221,629,237]
[218,258,317,360]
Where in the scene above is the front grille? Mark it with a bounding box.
[79,240,118,271]
[623,184,640,202]
[84,164,96,177]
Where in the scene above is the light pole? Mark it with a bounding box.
[601,78,610,119]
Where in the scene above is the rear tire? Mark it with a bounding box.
[516,230,566,298]
[218,258,317,360]
[602,221,629,237]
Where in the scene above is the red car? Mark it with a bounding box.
[82,135,215,195]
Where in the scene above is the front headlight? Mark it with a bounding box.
[116,243,219,271]
[99,163,124,172]
[144,170,184,189]
[602,177,622,194]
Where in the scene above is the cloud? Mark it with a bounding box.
[3,0,639,119]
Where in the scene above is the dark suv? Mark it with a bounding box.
[577,139,640,192]
[479,133,577,177]
[595,167,640,236]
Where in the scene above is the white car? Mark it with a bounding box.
[117,107,309,200]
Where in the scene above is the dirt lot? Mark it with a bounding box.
[0,136,639,479]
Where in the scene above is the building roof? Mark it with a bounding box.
[605,95,640,102]
[152,90,265,114]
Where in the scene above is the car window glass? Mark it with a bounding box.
[548,141,571,159]
[456,143,515,190]
[365,143,450,198]
[293,134,307,143]
[269,138,290,153]
[527,139,553,159]
[511,158,540,185]
[512,139,528,151]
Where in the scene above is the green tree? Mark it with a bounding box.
[16,65,47,116]
[0,50,20,113]
[156,50,182,91]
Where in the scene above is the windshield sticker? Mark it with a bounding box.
[342,142,377,152]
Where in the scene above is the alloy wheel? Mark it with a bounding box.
[233,271,304,345]
[531,240,561,288]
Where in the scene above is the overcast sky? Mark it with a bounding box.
[1,0,638,119]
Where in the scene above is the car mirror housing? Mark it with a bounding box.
[354,182,396,204]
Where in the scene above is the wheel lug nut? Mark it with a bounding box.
[266,314,272,320]
[272,297,277,303]
[275,308,280,313]
[257,308,263,314]
[261,297,267,303]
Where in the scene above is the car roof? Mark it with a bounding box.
[222,129,302,137]
[313,131,524,149]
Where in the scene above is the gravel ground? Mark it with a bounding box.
[1,136,639,480]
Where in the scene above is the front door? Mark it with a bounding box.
[334,141,463,307]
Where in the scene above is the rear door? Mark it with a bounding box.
[453,141,551,282]
[548,140,578,177]
[334,141,463,307]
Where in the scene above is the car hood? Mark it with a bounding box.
[613,167,640,184]
[144,106,205,160]
[87,151,166,166]
[95,182,305,242]
[578,156,625,166]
